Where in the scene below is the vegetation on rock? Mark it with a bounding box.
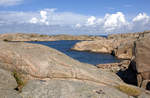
[12,70,27,92]
[115,84,141,97]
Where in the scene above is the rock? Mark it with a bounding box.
[96,60,130,73]
[20,80,139,98]
[0,41,149,97]
[108,31,150,40]
[0,33,105,41]
[0,68,21,98]
[96,63,121,73]
[72,31,150,60]
[131,37,150,89]
[0,41,122,85]
[71,40,114,53]
[71,37,136,55]
[118,36,150,90]
[113,42,134,60]
[109,31,150,60]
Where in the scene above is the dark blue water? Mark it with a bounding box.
[29,40,120,65]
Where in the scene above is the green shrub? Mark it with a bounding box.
[12,71,27,92]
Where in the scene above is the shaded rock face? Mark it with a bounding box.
[117,63,138,86]
[0,41,149,97]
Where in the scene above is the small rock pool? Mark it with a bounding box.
[28,40,120,65]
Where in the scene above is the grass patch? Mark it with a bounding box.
[115,84,141,97]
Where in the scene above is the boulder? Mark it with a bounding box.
[0,41,149,97]
[132,37,150,89]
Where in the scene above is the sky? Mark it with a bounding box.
[0,0,150,35]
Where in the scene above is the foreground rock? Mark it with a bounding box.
[0,33,105,41]
[0,41,149,98]
[21,80,148,98]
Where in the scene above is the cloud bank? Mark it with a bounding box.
[0,8,150,35]
[0,0,23,6]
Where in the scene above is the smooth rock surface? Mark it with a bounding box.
[21,80,133,98]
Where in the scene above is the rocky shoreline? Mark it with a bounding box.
[0,33,105,41]
[0,31,150,98]
[72,31,150,90]
[72,31,150,59]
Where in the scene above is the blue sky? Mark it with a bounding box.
[0,0,150,35]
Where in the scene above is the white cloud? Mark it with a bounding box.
[30,17,38,24]
[96,18,103,24]
[103,12,127,31]
[40,10,48,23]
[75,24,82,28]
[29,10,49,25]
[133,13,150,24]
[86,16,96,25]
[0,9,150,34]
[0,0,23,6]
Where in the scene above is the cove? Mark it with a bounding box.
[28,40,120,65]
